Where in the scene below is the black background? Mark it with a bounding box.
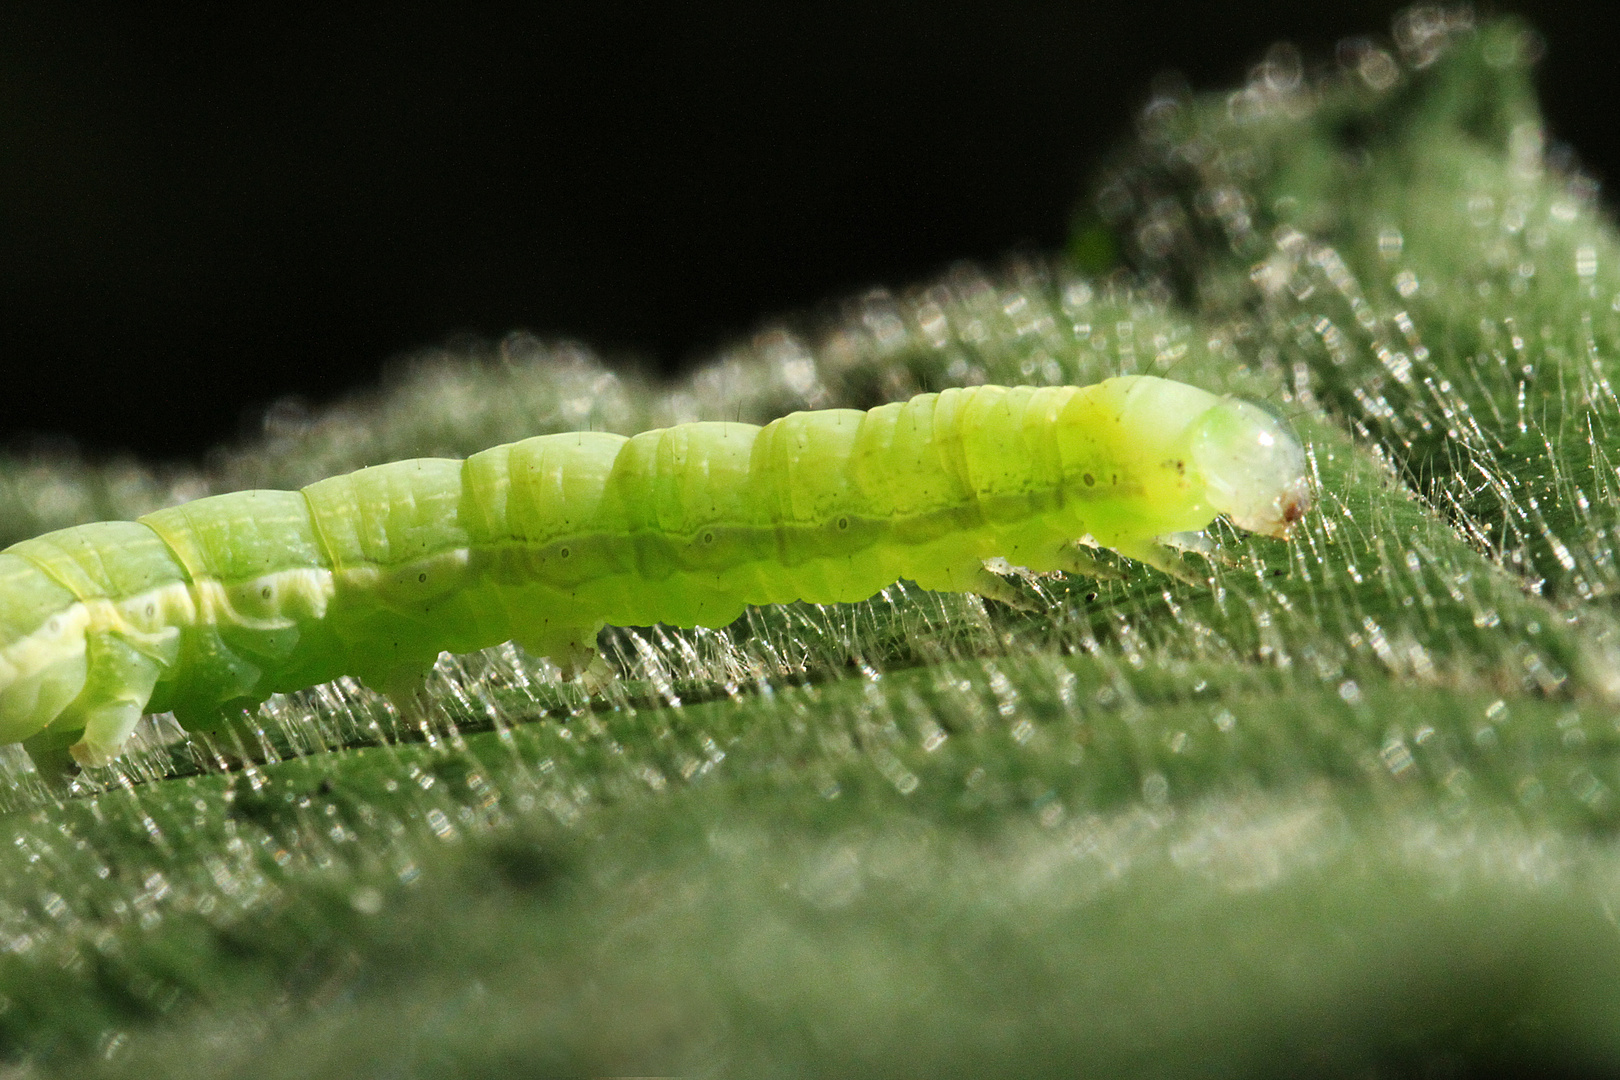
[2,2,1615,460]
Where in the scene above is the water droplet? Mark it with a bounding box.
[1576,245,1598,279]
[350,888,383,915]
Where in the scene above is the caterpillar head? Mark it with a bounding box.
[1189,399,1311,539]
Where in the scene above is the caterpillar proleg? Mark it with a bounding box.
[0,376,1309,766]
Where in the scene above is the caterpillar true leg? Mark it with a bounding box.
[1162,530,1240,571]
[966,565,1042,613]
[1053,541,1123,580]
[1110,538,1209,587]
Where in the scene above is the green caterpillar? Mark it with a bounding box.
[0,376,1309,766]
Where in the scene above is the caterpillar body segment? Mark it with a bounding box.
[0,376,1310,766]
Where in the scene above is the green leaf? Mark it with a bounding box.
[3,11,1620,1077]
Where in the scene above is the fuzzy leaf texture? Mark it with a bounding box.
[0,9,1617,1078]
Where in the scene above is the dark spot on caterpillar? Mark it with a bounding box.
[418,572,428,583]
[1174,459,1185,475]
[837,516,849,530]
[261,586,272,600]
[559,546,571,559]
[1083,473,1095,486]
[703,531,714,545]
[1111,474,1118,485]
